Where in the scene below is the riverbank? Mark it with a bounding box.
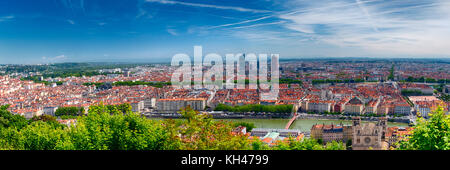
[145,112,291,119]
[296,113,411,124]
[144,112,411,124]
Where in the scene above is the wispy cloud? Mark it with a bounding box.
[207,15,273,29]
[206,0,450,56]
[0,15,15,22]
[167,28,178,36]
[146,0,271,13]
[42,55,68,63]
[229,21,286,29]
[355,0,378,32]
[67,19,75,25]
[60,0,86,14]
[275,0,450,55]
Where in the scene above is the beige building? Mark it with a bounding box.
[299,99,308,112]
[43,106,58,116]
[343,126,353,142]
[144,98,156,110]
[393,103,412,115]
[345,97,364,114]
[377,104,389,115]
[311,124,352,144]
[307,100,333,113]
[322,127,344,143]
[365,99,380,114]
[131,101,145,113]
[156,98,207,112]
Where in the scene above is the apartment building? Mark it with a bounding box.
[156,98,206,112]
[345,97,364,115]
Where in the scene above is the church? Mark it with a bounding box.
[352,117,388,150]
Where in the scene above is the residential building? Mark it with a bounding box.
[307,100,333,113]
[310,124,352,144]
[345,97,364,114]
[43,106,58,116]
[131,101,145,113]
[156,98,207,112]
[393,103,412,115]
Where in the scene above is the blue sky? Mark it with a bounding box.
[0,0,449,64]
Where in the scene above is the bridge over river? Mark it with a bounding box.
[285,104,299,129]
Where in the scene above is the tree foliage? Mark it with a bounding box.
[388,65,395,80]
[0,104,171,150]
[279,78,303,85]
[273,138,345,150]
[55,107,85,116]
[438,94,450,102]
[404,76,449,84]
[1,104,346,150]
[397,106,450,150]
[401,89,423,96]
[233,122,256,132]
[0,105,29,129]
[165,106,252,150]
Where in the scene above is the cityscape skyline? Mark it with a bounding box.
[1,0,450,64]
[1,58,448,151]
[3,56,450,65]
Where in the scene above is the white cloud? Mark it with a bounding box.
[277,0,450,56]
[67,19,75,25]
[146,0,271,13]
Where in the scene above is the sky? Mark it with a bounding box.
[0,0,450,64]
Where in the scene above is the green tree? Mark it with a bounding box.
[274,138,325,150]
[250,139,270,150]
[166,106,251,150]
[233,122,255,132]
[55,107,84,116]
[0,105,29,129]
[31,115,65,129]
[272,137,346,150]
[66,103,170,150]
[398,106,450,150]
[388,65,395,80]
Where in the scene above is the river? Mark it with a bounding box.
[221,119,408,132]
[149,118,409,132]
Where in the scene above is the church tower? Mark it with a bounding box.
[377,117,388,141]
[352,117,361,126]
